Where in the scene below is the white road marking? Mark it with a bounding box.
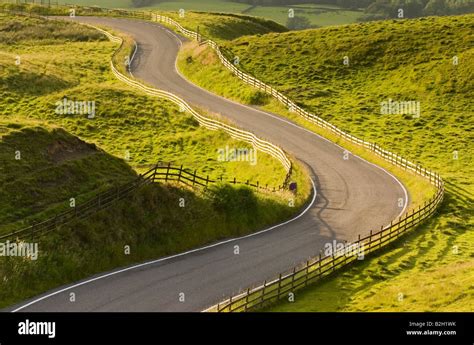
[11,178,317,312]
[129,41,138,77]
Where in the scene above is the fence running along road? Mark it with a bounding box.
[2,3,445,312]
[212,173,443,312]
[143,8,445,312]
[0,164,287,241]
[103,26,292,174]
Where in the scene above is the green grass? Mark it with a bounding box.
[0,13,313,308]
[0,133,300,307]
[49,0,364,28]
[0,123,137,234]
[244,6,362,27]
[0,13,288,187]
[157,10,287,41]
[143,0,251,13]
[175,14,474,311]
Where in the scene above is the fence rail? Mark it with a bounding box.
[0,163,287,241]
[0,167,155,241]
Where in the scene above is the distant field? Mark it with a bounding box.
[142,0,251,12]
[58,0,363,27]
[244,6,362,27]
[59,0,131,8]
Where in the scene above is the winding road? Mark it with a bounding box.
[11,17,408,312]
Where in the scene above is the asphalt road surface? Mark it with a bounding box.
[11,17,407,312]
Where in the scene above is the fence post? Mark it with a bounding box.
[304,260,309,286]
[277,274,282,298]
[291,266,296,289]
[165,162,170,182]
[369,230,373,251]
[152,165,158,182]
[332,252,336,272]
[178,165,183,183]
[379,225,383,249]
[244,288,250,312]
[206,175,209,186]
[396,216,401,238]
[192,169,197,186]
[318,252,322,275]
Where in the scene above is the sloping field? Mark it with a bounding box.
[176,14,474,311]
[0,13,306,308]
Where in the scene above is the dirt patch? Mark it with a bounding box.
[201,48,218,66]
[47,133,97,164]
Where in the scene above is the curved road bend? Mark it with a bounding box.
[11,17,407,312]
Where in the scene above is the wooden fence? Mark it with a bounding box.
[138,10,446,312]
[0,5,293,242]
[0,167,156,241]
[90,23,292,174]
[212,174,443,312]
[0,164,287,241]
[2,3,446,312]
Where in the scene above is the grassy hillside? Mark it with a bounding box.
[0,13,312,308]
[0,13,290,187]
[0,123,137,233]
[176,14,474,311]
[242,4,362,27]
[0,125,301,309]
[0,2,288,42]
[157,10,288,41]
